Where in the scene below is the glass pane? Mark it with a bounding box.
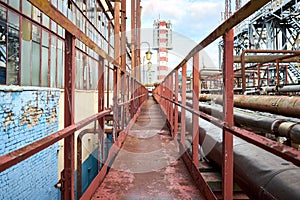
[32,25,40,86]
[50,36,56,87]
[9,0,20,10]
[41,47,48,87]
[22,0,31,17]
[51,20,57,33]
[57,39,63,88]
[41,30,49,86]
[32,6,40,23]
[21,40,31,85]
[7,11,20,85]
[75,50,83,89]
[0,6,6,85]
[32,41,40,86]
[42,13,49,28]
[21,18,32,85]
[42,29,49,46]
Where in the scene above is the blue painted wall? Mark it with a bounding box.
[0,86,60,200]
[75,148,98,199]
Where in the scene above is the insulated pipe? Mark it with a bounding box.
[197,94,300,118]
[263,85,300,93]
[181,111,300,200]
[185,101,300,144]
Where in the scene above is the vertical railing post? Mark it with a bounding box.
[257,64,261,88]
[64,31,75,200]
[267,66,270,86]
[113,67,118,141]
[120,72,125,130]
[107,66,110,109]
[169,75,174,133]
[192,53,199,168]
[222,28,234,200]
[131,0,136,78]
[285,65,288,84]
[241,51,246,93]
[276,59,280,86]
[114,1,121,140]
[98,56,105,171]
[181,64,187,145]
[174,70,179,138]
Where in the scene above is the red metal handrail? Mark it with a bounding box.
[152,1,280,199]
[0,109,111,173]
[159,95,300,166]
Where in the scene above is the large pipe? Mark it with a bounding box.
[185,101,300,144]
[182,111,300,200]
[263,85,300,93]
[234,55,300,63]
[198,94,300,118]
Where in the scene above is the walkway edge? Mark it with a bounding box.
[80,99,148,200]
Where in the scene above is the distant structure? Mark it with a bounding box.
[153,20,172,81]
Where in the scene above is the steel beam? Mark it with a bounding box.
[131,0,136,78]
[234,55,300,63]
[98,57,105,172]
[222,29,234,200]
[181,64,187,145]
[192,53,200,168]
[240,49,300,92]
[174,70,179,138]
[64,31,76,200]
[199,94,300,118]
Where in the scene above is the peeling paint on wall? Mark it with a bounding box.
[0,86,60,199]
[19,107,44,128]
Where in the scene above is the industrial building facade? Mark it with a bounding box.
[0,0,114,198]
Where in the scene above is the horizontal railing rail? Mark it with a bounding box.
[0,109,111,173]
[159,95,300,166]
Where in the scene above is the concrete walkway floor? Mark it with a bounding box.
[92,97,205,200]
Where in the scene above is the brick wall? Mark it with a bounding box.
[0,86,60,199]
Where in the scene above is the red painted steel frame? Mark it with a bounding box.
[192,53,200,168]
[181,64,187,144]
[0,110,111,173]
[174,70,179,138]
[240,49,300,92]
[222,29,234,199]
[98,57,105,172]
[159,96,300,166]
[64,31,76,200]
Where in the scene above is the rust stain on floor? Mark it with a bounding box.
[92,97,205,200]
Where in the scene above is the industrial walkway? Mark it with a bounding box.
[91,97,205,199]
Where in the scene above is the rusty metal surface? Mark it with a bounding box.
[192,54,200,168]
[0,109,111,173]
[199,94,300,118]
[183,111,300,200]
[91,97,205,199]
[240,49,300,92]
[222,29,234,200]
[181,64,187,144]
[161,96,300,166]
[63,31,76,200]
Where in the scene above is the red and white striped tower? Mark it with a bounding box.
[153,20,172,82]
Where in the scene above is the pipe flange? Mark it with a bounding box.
[278,122,296,138]
[271,119,286,136]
